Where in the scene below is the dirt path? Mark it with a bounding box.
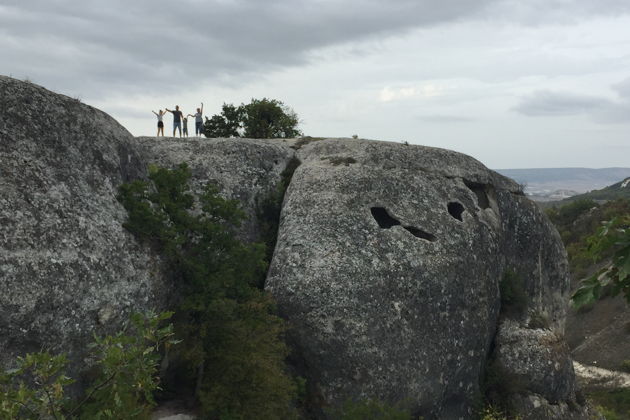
[574,361,630,389]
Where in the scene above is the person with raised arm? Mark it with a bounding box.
[165,105,184,137]
[152,109,167,137]
[188,102,204,137]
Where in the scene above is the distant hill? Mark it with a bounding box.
[495,167,630,201]
[549,177,630,205]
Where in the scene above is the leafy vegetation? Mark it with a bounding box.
[570,213,630,308]
[546,199,630,281]
[117,163,297,418]
[587,388,630,420]
[203,103,242,138]
[204,98,301,139]
[546,198,630,419]
[0,312,176,419]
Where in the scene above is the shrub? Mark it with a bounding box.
[0,312,176,419]
[118,163,297,417]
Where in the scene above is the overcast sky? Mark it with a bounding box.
[2,0,629,168]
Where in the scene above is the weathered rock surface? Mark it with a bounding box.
[265,138,586,419]
[1,76,590,419]
[0,76,167,384]
[132,136,296,242]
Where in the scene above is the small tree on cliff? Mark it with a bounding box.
[204,98,301,139]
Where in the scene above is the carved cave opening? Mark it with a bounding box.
[447,202,465,221]
[370,207,436,242]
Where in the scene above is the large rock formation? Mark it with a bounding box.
[132,135,296,242]
[1,77,593,419]
[0,76,167,384]
[265,139,590,419]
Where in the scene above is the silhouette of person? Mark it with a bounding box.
[182,117,189,137]
[166,105,184,137]
[152,109,167,137]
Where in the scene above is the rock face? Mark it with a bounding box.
[0,76,167,384]
[132,136,296,243]
[1,77,588,419]
[265,139,586,419]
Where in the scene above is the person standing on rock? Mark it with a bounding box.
[188,102,203,136]
[182,116,189,137]
[166,105,184,137]
[152,109,166,137]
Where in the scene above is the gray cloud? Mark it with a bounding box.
[613,77,630,98]
[417,115,474,123]
[513,91,610,116]
[513,86,630,124]
[0,0,498,97]
[6,0,628,99]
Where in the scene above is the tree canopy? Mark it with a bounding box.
[204,98,301,139]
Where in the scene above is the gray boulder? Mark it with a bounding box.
[0,76,167,384]
[265,138,586,419]
[132,136,296,243]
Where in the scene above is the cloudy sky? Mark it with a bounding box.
[2,0,629,169]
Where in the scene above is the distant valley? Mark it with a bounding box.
[495,167,630,201]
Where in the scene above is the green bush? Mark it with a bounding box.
[118,163,297,418]
[0,312,176,419]
[620,360,630,373]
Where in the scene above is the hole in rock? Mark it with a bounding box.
[403,226,437,241]
[370,207,437,241]
[370,207,401,229]
[447,202,465,221]
[464,180,490,209]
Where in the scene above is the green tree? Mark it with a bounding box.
[204,98,301,139]
[241,98,301,139]
[572,214,630,307]
[203,103,243,138]
[117,164,297,418]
